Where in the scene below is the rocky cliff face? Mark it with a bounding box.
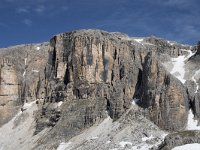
[0,43,49,126]
[140,51,188,130]
[41,30,189,133]
[0,59,20,125]
[0,29,199,150]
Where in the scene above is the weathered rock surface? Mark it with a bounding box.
[184,42,200,123]
[144,36,191,58]
[0,43,49,126]
[159,130,200,150]
[0,29,199,149]
[0,59,20,125]
[139,51,189,130]
[55,105,167,150]
[34,30,189,135]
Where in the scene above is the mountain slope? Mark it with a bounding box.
[0,29,200,150]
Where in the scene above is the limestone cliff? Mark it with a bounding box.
[46,30,189,130]
[0,59,20,125]
[0,29,199,150]
[0,43,49,126]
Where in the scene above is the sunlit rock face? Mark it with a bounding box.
[140,51,188,130]
[0,59,20,126]
[37,30,190,137]
[0,30,191,131]
[0,43,49,126]
[1,29,200,149]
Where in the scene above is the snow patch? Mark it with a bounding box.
[36,46,40,50]
[23,70,26,77]
[57,142,72,150]
[57,101,63,107]
[186,109,200,130]
[172,143,200,150]
[170,49,195,84]
[32,69,39,73]
[142,135,154,141]
[106,140,111,144]
[119,141,132,147]
[25,58,27,66]
[23,101,36,110]
[196,84,199,93]
[134,38,144,43]
[23,58,27,77]
[132,98,140,105]
[167,41,176,46]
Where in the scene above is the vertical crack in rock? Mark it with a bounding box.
[133,68,143,100]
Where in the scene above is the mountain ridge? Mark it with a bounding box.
[0,29,200,150]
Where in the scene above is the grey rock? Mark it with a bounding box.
[159,130,200,150]
[0,29,198,149]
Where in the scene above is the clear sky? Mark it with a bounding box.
[0,0,199,48]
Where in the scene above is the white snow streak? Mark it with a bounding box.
[57,101,63,107]
[172,143,200,150]
[32,69,39,73]
[23,58,27,77]
[134,38,143,43]
[142,135,154,141]
[23,70,26,77]
[186,110,200,130]
[25,58,27,66]
[170,49,195,84]
[57,142,72,150]
[119,141,132,147]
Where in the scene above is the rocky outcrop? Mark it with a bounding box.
[35,31,142,135]
[144,36,191,58]
[0,29,197,149]
[0,43,49,126]
[195,41,200,55]
[139,51,189,130]
[192,92,200,124]
[184,40,200,123]
[159,130,200,150]
[32,30,190,141]
[0,59,20,126]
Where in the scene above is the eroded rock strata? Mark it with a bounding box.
[42,30,189,133]
[0,29,199,149]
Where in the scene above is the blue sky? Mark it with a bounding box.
[0,0,200,47]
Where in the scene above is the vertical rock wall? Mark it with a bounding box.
[140,51,188,130]
[0,30,193,136]
[34,30,190,138]
[0,59,20,126]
